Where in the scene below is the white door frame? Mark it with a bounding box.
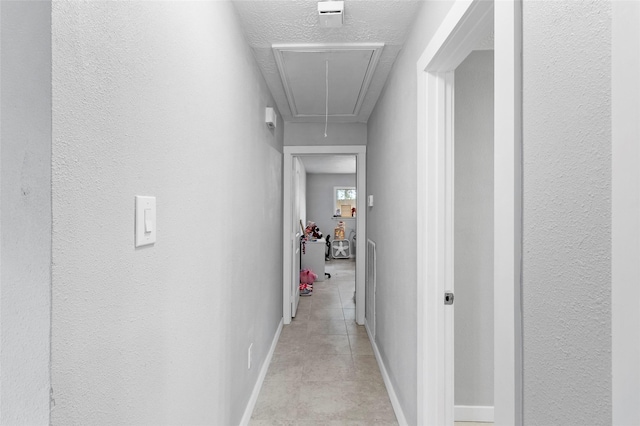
[612,1,640,423]
[416,1,522,425]
[283,145,367,325]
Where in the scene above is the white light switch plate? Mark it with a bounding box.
[135,196,156,247]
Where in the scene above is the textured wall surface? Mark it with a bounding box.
[0,2,52,423]
[523,1,611,424]
[453,50,494,408]
[306,173,357,244]
[366,1,454,423]
[284,122,366,146]
[51,2,283,424]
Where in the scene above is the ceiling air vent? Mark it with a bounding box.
[318,1,344,28]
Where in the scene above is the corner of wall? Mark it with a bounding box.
[0,1,52,423]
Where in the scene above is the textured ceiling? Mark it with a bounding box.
[232,0,423,123]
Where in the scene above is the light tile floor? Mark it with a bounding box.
[250,259,398,425]
[455,423,493,426]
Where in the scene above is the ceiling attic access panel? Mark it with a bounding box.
[273,43,384,119]
[281,50,371,115]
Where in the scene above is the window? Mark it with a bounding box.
[334,187,356,217]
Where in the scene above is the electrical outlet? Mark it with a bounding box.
[248,343,253,370]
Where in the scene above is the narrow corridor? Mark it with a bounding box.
[250,259,398,424]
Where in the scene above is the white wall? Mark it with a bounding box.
[285,122,366,146]
[522,1,611,424]
[454,50,494,408]
[51,2,283,424]
[0,1,52,423]
[612,1,640,424]
[366,1,454,423]
[306,173,356,244]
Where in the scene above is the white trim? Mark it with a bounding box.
[282,152,294,324]
[493,1,523,425]
[612,1,640,424]
[239,318,284,426]
[272,43,384,119]
[365,320,408,426]
[454,405,495,423]
[283,145,367,325]
[416,1,522,425]
[417,1,494,73]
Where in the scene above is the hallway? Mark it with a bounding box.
[250,259,398,424]
[2,1,625,424]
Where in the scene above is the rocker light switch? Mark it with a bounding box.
[135,196,156,247]
[144,209,153,233]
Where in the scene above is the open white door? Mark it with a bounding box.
[290,159,302,317]
[290,233,300,317]
[416,1,524,425]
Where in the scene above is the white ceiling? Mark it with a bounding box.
[299,155,356,174]
[232,0,423,123]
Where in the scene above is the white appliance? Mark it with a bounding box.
[301,239,326,281]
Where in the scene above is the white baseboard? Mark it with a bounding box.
[239,318,284,426]
[454,405,494,422]
[365,320,408,426]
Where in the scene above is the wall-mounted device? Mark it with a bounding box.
[265,107,277,129]
[135,195,156,247]
[318,1,344,28]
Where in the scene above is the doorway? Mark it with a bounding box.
[282,145,366,326]
[416,0,522,425]
[453,48,495,423]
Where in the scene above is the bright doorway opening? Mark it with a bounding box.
[282,145,366,325]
